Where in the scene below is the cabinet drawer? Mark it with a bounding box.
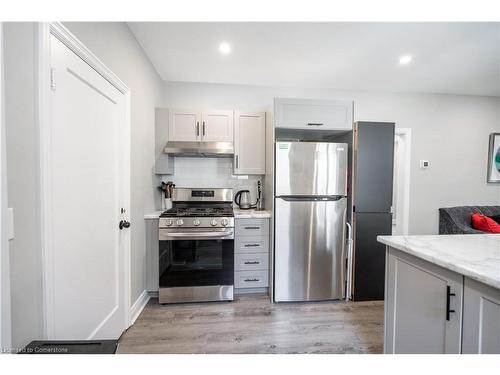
[235,236,269,253]
[234,270,269,288]
[235,253,269,271]
[235,219,269,237]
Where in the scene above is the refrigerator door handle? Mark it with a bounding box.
[277,195,344,202]
[345,222,353,301]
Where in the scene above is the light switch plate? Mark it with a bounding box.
[419,160,430,169]
[8,207,14,240]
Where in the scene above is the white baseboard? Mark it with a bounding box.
[129,290,150,325]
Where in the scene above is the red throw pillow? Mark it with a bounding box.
[471,213,500,233]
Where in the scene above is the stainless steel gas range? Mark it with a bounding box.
[158,188,234,304]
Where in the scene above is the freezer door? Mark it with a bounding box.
[274,197,347,302]
[275,142,348,197]
[354,122,395,212]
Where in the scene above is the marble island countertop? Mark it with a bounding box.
[378,234,500,290]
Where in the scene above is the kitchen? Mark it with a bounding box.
[1,18,499,363]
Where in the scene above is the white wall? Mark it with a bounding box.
[162,81,500,234]
[64,23,163,307]
[4,22,44,349]
[161,158,263,207]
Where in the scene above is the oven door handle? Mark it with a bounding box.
[160,229,234,240]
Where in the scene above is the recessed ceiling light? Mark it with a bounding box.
[399,55,412,65]
[218,42,231,55]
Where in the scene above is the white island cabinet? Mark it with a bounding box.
[379,234,500,354]
[462,278,500,353]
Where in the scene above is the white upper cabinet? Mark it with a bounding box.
[234,112,266,175]
[169,109,202,142]
[155,108,174,174]
[201,110,234,142]
[274,98,353,130]
[168,109,233,143]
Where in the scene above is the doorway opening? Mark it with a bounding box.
[392,128,411,235]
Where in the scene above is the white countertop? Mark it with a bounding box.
[144,208,272,220]
[144,211,163,219]
[233,208,272,219]
[378,234,500,290]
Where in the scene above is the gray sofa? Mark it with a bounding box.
[439,206,500,234]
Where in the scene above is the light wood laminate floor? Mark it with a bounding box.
[117,295,383,354]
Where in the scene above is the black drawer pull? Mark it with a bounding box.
[244,244,260,247]
[307,123,324,126]
[244,278,260,282]
[244,226,260,230]
[446,285,456,321]
[244,261,260,265]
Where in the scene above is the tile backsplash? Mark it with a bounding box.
[160,157,264,207]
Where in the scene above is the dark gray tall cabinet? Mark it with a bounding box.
[352,121,395,301]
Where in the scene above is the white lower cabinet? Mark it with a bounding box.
[145,218,160,293]
[385,247,463,354]
[234,217,270,293]
[235,270,269,289]
[462,278,500,354]
[385,247,500,354]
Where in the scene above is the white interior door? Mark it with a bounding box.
[392,129,411,235]
[1,21,13,349]
[45,34,129,339]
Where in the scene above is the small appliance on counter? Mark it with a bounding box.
[234,181,262,210]
[234,190,255,209]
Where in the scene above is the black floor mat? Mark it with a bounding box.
[20,340,117,354]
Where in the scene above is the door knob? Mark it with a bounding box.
[119,220,131,230]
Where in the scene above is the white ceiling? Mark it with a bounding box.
[128,22,500,96]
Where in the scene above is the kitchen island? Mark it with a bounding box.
[377,234,500,354]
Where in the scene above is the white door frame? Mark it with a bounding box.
[37,22,132,338]
[393,128,412,235]
[1,21,13,351]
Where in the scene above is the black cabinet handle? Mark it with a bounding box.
[446,285,456,321]
[244,261,260,265]
[202,121,206,136]
[196,122,200,136]
[244,278,259,282]
[307,123,324,126]
[244,244,260,247]
[244,226,260,230]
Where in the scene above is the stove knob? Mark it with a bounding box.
[221,218,229,227]
[210,219,218,227]
[193,219,201,226]
[165,219,173,227]
[176,219,184,226]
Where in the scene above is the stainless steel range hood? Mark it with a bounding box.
[164,141,234,157]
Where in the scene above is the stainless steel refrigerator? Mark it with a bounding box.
[274,141,348,302]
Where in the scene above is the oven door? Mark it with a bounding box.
[159,228,234,289]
